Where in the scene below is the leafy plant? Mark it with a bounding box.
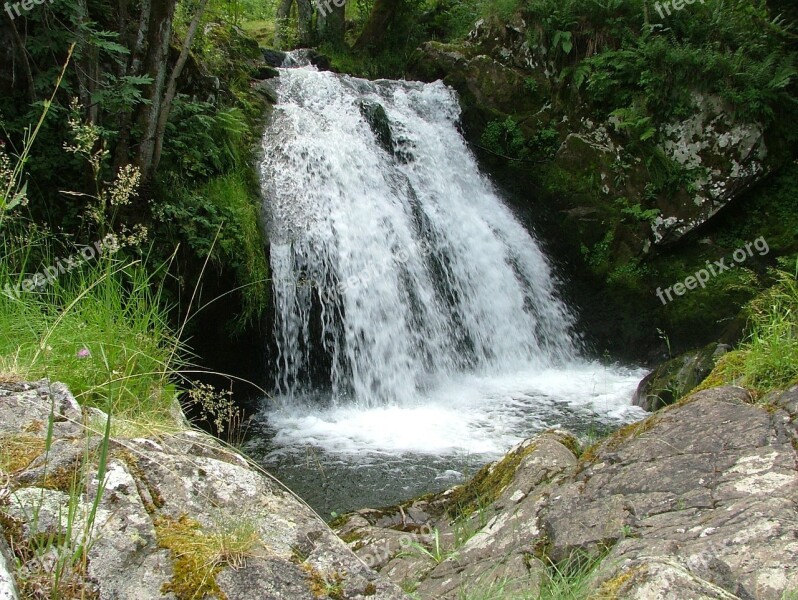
[481,117,528,160]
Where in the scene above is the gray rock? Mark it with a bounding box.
[335,387,798,599]
[0,381,409,600]
[0,536,18,600]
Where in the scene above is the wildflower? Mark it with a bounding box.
[77,347,91,358]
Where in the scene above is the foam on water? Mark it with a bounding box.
[265,363,648,457]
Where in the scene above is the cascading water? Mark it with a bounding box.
[247,55,647,515]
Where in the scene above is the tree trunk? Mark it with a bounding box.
[151,0,211,174]
[317,0,346,47]
[135,0,177,182]
[296,0,314,46]
[274,0,293,49]
[353,0,399,54]
[7,19,35,101]
[114,0,151,169]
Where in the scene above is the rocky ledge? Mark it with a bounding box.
[0,380,408,600]
[335,386,798,599]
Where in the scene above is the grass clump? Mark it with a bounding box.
[692,262,798,397]
[398,528,457,564]
[155,513,259,600]
[303,562,346,599]
[537,550,607,600]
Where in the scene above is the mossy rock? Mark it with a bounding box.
[632,342,731,411]
[446,440,539,519]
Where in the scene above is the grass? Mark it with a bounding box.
[398,528,458,564]
[693,260,798,398]
[240,19,276,46]
[451,550,607,600]
[0,250,183,424]
[537,550,608,600]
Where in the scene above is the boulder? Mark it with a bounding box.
[262,48,288,67]
[335,386,798,599]
[633,342,731,411]
[408,17,783,258]
[0,380,409,600]
[253,65,280,80]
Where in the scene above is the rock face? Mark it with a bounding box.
[409,18,778,250]
[633,342,731,411]
[335,386,798,599]
[0,380,408,600]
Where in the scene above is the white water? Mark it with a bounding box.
[256,59,646,504]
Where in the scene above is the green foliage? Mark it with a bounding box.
[580,230,614,270]
[611,106,656,143]
[435,0,798,130]
[481,117,527,159]
[160,99,249,180]
[154,171,269,325]
[0,227,182,420]
[523,77,538,95]
[0,102,182,423]
[527,127,561,160]
[614,197,660,224]
[735,263,798,393]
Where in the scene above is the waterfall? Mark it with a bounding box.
[251,57,647,514]
[260,58,579,408]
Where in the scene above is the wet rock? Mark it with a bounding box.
[359,100,394,153]
[633,342,731,411]
[0,381,409,600]
[305,49,332,72]
[253,65,280,80]
[336,387,798,599]
[262,48,288,67]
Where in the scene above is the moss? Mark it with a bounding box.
[593,567,643,600]
[364,582,377,595]
[446,441,538,519]
[528,535,553,563]
[38,459,83,494]
[550,430,581,457]
[689,350,749,395]
[0,510,25,552]
[339,530,363,544]
[328,512,354,529]
[155,514,226,600]
[23,420,45,434]
[578,417,658,469]
[0,435,46,473]
[302,563,346,599]
[155,513,259,600]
